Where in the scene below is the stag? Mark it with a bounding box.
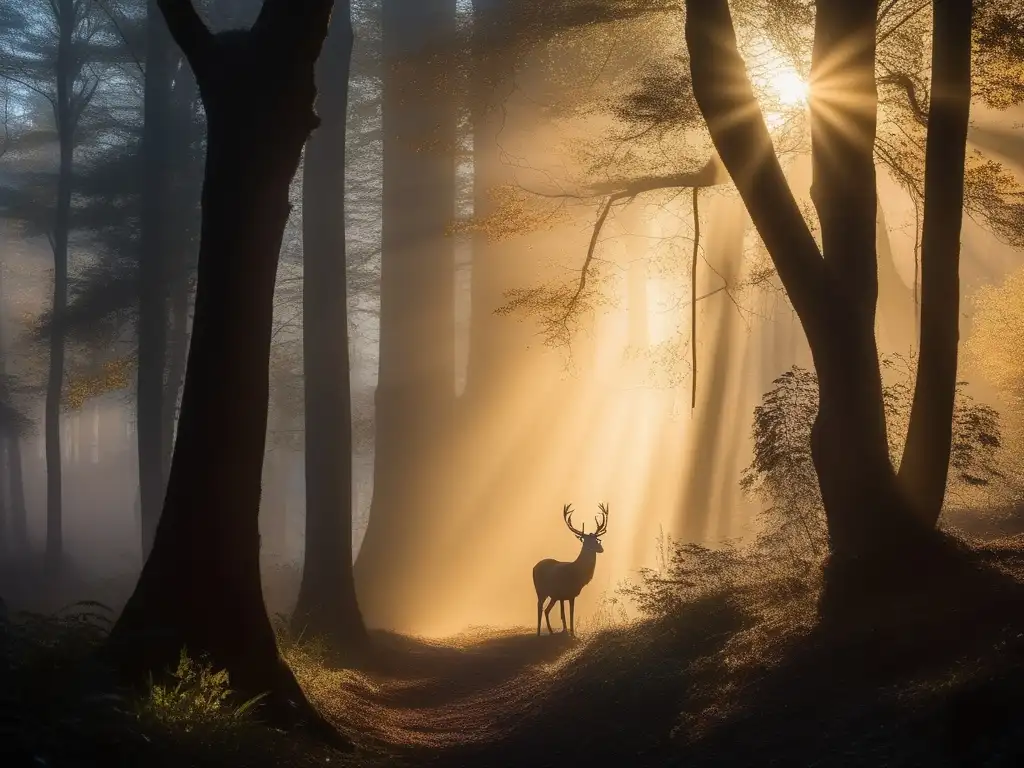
[532,503,608,637]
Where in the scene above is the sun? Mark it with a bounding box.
[772,69,809,107]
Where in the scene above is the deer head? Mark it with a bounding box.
[563,502,608,554]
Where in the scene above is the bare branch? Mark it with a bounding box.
[691,187,699,410]
[684,0,824,326]
[879,72,927,125]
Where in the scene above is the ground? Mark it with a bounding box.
[4,529,1024,767]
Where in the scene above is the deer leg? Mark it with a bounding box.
[569,598,575,637]
[544,598,556,634]
[537,598,544,636]
[559,600,567,633]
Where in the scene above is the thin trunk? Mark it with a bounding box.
[138,0,175,561]
[292,0,366,649]
[0,438,7,555]
[46,0,76,569]
[897,0,974,526]
[259,445,288,562]
[105,2,349,747]
[7,435,27,551]
[161,281,189,475]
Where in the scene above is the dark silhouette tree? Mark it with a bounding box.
[104,0,352,747]
[682,0,975,575]
[292,0,367,651]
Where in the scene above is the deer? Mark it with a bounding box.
[533,502,608,637]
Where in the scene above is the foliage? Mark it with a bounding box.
[966,266,1024,404]
[740,359,1004,560]
[140,649,266,730]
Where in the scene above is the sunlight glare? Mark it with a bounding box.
[772,69,809,107]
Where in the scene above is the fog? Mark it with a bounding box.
[2,0,1024,640]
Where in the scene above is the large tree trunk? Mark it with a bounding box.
[354,0,457,630]
[104,1,349,746]
[137,0,176,561]
[897,0,974,526]
[45,0,76,570]
[292,0,366,651]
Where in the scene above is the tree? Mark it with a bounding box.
[103,0,353,746]
[137,0,180,560]
[353,0,458,630]
[681,0,974,575]
[292,0,367,651]
[895,0,974,526]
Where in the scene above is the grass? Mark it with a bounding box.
[5,533,1024,767]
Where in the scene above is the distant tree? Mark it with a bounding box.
[0,0,121,568]
[353,0,458,630]
[292,0,367,651]
[103,0,353,747]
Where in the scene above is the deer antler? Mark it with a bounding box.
[563,503,585,537]
[594,503,609,536]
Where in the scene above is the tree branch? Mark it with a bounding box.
[879,72,927,125]
[691,187,700,410]
[254,0,336,61]
[155,0,214,75]
[684,0,824,327]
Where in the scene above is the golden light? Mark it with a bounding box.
[772,69,809,107]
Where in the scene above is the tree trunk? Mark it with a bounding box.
[354,0,457,630]
[684,0,925,561]
[104,1,349,746]
[0,437,7,556]
[897,0,974,526]
[137,0,176,561]
[7,435,27,552]
[292,0,366,650]
[46,0,76,571]
[259,445,288,562]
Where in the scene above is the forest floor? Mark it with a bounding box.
[6,526,1024,767]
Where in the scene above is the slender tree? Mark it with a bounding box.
[895,0,974,526]
[104,0,352,746]
[137,0,177,560]
[292,0,367,650]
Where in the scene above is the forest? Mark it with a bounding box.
[2,0,1024,765]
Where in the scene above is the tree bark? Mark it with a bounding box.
[46,0,76,571]
[354,0,457,630]
[137,0,175,561]
[104,0,351,747]
[897,0,974,527]
[292,0,367,651]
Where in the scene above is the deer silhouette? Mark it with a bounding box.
[532,503,608,637]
